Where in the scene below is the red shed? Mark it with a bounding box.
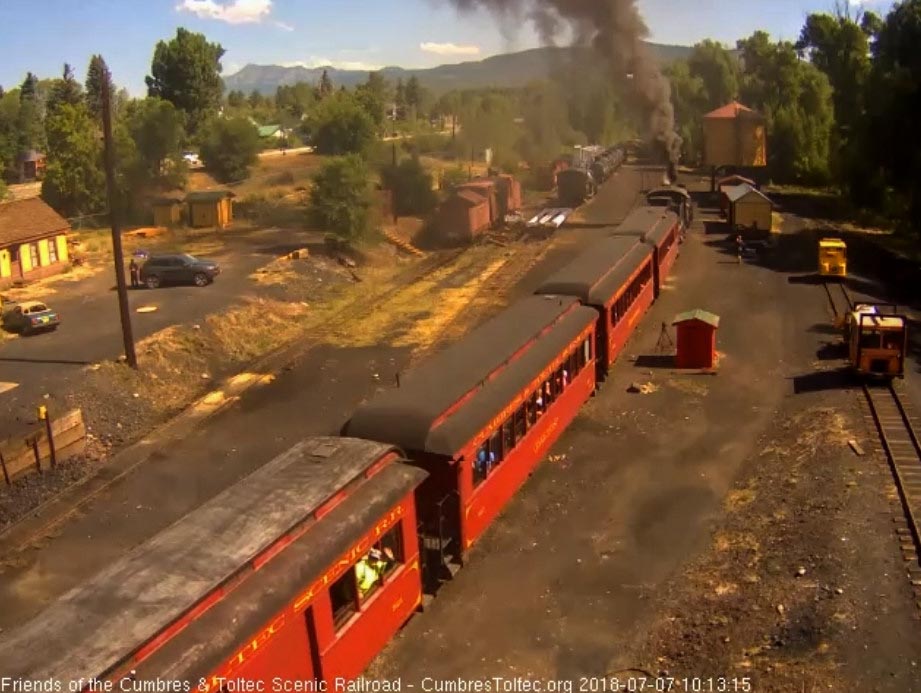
[496,174,522,214]
[673,309,720,369]
[435,190,491,244]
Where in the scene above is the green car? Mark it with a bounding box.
[1,300,61,335]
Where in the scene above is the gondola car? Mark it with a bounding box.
[0,438,428,688]
[536,236,655,381]
[344,296,598,583]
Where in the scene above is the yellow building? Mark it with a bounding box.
[151,196,184,227]
[0,198,71,288]
[703,101,767,169]
[186,190,235,229]
[726,184,773,232]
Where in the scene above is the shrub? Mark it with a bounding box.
[380,157,438,216]
[309,155,374,243]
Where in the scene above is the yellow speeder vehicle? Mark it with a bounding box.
[846,304,907,378]
[819,238,847,278]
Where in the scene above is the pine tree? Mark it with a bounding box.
[318,70,334,99]
[85,54,113,123]
[47,63,83,115]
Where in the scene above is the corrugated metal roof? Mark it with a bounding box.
[673,309,720,327]
[725,183,772,205]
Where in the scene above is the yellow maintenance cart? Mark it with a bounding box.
[819,238,847,278]
[846,304,907,378]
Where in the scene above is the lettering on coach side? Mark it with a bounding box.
[202,614,287,689]
[291,505,405,612]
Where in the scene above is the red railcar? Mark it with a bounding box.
[344,296,598,582]
[0,438,427,687]
[614,206,681,296]
[536,236,655,380]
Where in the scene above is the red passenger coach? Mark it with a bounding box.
[0,438,427,687]
[614,207,681,295]
[344,296,598,582]
[536,236,655,379]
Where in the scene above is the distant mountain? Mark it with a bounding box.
[223,43,694,96]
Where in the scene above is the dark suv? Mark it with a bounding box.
[140,254,221,289]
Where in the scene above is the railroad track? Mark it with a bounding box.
[864,382,921,583]
[823,278,853,320]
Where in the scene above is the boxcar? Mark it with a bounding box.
[0,437,427,688]
[536,236,655,380]
[613,206,681,296]
[344,296,598,582]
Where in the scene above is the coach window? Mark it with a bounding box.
[583,338,592,363]
[502,418,515,456]
[330,568,358,629]
[474,442,490,487]
[514,405,527,440]
[490,430,503,465]
[372,523,404,580]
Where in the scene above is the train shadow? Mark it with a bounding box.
[633,354,675,369]
[791,368,854,394]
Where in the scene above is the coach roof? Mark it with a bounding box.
[344,296,597,456]
[613,206,679,245]
[536,237,652,306]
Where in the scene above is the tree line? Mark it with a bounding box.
[665,0,921,229]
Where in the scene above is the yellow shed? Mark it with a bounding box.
[703,101,767,168]
[727,184,773,232]
[186,190,235,229]
[151,196,184,227]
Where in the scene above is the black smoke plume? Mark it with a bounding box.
[442,0,681,163]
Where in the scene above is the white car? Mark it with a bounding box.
[182,152,202,168]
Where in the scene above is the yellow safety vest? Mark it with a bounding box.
[355,559,378,594]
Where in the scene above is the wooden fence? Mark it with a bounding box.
[0,409,86,485]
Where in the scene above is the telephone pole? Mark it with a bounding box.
[101,73,137,369]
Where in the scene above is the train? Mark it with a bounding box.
[557,144,627,208]
[0,202,687,688]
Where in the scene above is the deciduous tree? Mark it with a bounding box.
[145,28,225,135]
[41,102,105,216]
[309,154,374,243]
[309,92,375,156]
[198,116,260,182]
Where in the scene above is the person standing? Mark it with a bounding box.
[736,234,744,264]
[129,258,139,288]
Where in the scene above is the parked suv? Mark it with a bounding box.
[140,254,221,289]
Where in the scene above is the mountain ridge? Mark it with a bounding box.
[223,43,694,96]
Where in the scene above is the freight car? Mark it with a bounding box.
[0,206,687,689]
[0,438,428,688]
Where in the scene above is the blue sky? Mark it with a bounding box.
[0,0,895,95]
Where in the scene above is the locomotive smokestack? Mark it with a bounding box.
[442,0,682,163]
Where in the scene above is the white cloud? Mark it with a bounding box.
[177,0,275,25]
[281,58,383,72]
[420,42,481,57]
